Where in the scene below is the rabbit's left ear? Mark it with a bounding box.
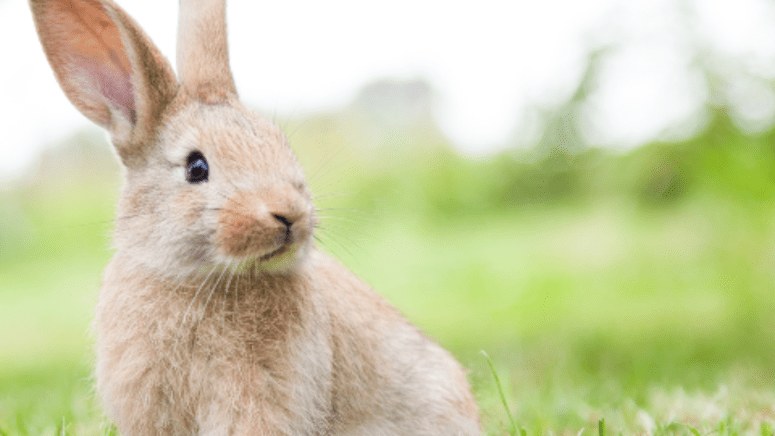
[29,0,178,166]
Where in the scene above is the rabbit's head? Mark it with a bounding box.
[30,0,316,278]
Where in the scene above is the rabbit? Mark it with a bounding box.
[29,0,481,434]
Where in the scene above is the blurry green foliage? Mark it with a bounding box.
[362,108,775,219]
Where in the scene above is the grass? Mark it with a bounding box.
[482,350,518,435]
[3,192,775,435]
[4,117,775,434]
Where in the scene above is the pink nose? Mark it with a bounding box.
[216,185,311,258]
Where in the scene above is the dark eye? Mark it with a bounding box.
[186,151,209,184]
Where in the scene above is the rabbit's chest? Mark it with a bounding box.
[154,287,329,388]
[95,266,334,433]
[156,300,333,432]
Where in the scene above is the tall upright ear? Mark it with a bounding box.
[29,0,178,166]
[176,0,237,103]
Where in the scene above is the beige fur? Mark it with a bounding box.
[29,0,480,434]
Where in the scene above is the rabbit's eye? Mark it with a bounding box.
[186,151,209,184]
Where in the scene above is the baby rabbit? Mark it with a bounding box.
[29,0,480,434]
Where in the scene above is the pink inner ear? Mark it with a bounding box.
[102,48,136,124]
[39,0,137,127]
[70,53,135,125]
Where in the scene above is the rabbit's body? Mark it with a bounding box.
[97,250,478,435]
[29,0,480,434]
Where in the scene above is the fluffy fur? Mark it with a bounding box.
[29,0,480,434]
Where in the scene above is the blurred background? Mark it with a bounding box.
[3,0,775,434]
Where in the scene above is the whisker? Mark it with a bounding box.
[315,207,375,216]
[312,191,359,201]
[198,264,231,328]
[279,112,307,141]
[220,260,237,328]
[234,264,243,322]
[316,211,378,225]
[316,227,366,251]
[43,219,116,231]
[214,190,233,204]
[315,230,360,261]
[177,264,219,341]
[157,273,192,315]
[306,139,351,186]
[315,225,368,245]
[316,213,370,222]
[315,217,376,235]
[316,220,369,232]
[114,213,147,221]
[316,219,368,233]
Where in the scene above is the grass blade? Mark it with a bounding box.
[480,350,517,435]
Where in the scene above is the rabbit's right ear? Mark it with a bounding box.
[29,0,177,166]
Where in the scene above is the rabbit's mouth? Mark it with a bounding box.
[250,242,310,274]
[260,244,289,262]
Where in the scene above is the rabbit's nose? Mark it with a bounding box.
[273,214,293,229]
[259,184,307,223]
[269,200,305,229]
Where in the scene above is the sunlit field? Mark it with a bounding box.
[3,104,775,435]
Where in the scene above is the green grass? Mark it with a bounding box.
[482,350,518,435]
[3,192,775,435]
[4,113,775,434]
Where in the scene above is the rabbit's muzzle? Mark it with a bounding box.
[215,184,314,263]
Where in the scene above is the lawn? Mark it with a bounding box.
[2,115,775,435]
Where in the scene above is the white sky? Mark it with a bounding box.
[2,0,775,181]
